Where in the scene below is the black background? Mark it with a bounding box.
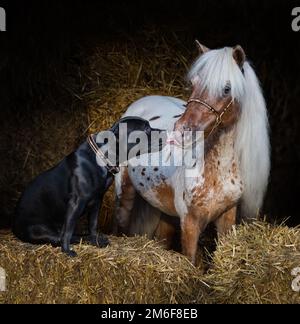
[0,0,300,227]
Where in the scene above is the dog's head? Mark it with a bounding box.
[110,116,164,159]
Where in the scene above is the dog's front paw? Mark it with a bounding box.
[98,234,110,248]
[88,234,110,248]
[62,248,78,257]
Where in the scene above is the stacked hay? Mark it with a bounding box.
[205,222,300,304]
[0,233,208,304]
[1,222,299,304]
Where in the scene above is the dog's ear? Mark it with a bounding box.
[109,121,120,138]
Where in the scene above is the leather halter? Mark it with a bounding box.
[87,134,120,176]
[186,97,234,136]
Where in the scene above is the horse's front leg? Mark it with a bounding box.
[215,206,237,237]
[181,213,207,265]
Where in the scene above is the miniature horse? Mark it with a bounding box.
[115,43,270,264]
[13,117,161,256]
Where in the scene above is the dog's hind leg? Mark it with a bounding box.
[24,224,61,246]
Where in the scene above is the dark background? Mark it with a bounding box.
[0,0,299,228]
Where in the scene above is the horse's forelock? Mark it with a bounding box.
[188,47,246,101]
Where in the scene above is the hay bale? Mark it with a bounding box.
[205,222,300,304]
[0,233,208,304]
[1,222,299,304]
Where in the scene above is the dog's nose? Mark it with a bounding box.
[166,131,182,146]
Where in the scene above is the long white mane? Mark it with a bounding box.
[188,47,270,219]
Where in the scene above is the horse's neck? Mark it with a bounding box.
[205,126,237,171]
[178,127,237,189]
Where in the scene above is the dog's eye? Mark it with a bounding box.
[223,83,231,96]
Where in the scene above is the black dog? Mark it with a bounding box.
[13,117,161,256]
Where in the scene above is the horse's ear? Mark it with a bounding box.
[233,45,246,68]
[195,40,209,55]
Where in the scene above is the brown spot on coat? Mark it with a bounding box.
[152,183,176,215]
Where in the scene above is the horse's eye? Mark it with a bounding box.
[223,84,231,96]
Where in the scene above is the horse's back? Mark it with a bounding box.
[123,95,186,130]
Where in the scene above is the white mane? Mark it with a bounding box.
[188,47,270,219]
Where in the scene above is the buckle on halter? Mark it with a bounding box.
[87,134,121,176]
[106,165,120,175]
[215,115,222,126]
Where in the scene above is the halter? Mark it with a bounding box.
[186,97,234,136]
[87,134,120,176]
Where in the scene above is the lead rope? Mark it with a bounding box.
[87,135,120,175]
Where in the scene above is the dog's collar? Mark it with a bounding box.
[87,134,120,176]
